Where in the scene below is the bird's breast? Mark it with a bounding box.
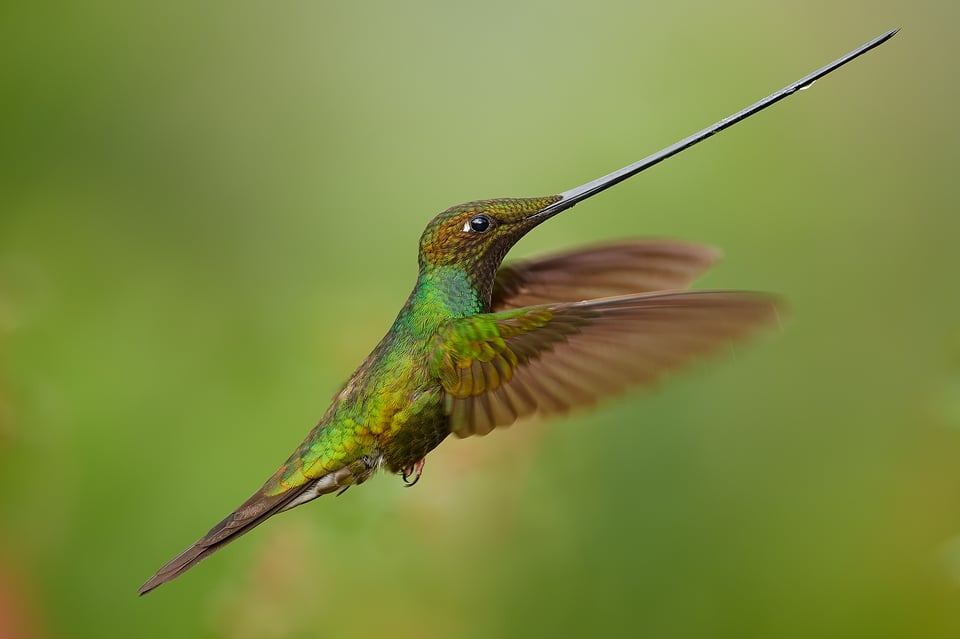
[376,386,449,472]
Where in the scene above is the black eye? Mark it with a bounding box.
[464,215,493,234]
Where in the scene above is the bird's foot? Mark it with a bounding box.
[401,458,425,487]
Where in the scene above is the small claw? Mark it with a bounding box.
[402,458,426,487]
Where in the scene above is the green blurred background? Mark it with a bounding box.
[2,1,958,637]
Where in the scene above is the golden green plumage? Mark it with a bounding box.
[138,198,777,595]
[138,29,896,595]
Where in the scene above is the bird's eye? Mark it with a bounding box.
[463,215,494,234]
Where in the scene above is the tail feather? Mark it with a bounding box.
[138,462,373,595]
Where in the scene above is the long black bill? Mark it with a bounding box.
[533,28,898,220]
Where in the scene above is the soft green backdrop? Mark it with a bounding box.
[1,1,957,638]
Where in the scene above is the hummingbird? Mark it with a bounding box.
[139,29,897,595]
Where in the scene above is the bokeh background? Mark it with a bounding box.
[2,1,958,637]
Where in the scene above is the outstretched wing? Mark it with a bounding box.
[491,240,720,310]
[432,290,779,437]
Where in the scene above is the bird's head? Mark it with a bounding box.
[417,196,562,277]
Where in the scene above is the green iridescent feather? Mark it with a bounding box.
[138,197,778,595]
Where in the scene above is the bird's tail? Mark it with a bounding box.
[138,461,373,595]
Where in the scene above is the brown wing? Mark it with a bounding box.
[433,290,779,437]
[491,240,721,310]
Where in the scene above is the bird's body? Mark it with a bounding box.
[139,197,773,595]
[139,30,897,595]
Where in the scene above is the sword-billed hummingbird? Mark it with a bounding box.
[139,29,897,594]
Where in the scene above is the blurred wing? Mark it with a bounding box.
[433,290,779,437]
[491,239,721,310]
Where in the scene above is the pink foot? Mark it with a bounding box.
[402,458,426,487]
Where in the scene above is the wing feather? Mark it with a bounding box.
[491,240,721,310]
[434,290,779,437]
